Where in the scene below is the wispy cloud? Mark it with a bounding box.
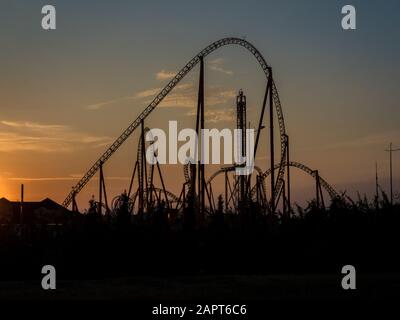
[6,176,130,181]
[86,96,136,110]
[7,176,79,181]
[86,86,165,110]
[85,68,177,110]
[86,65,235,111]
[135,87,162,99]
[138,83,236,109]
[156,70,176,80]
[1,120,67,130]
[186,109,235,123]
[209,58,233,75]
[0,120,112,153]
[205,89,236,107]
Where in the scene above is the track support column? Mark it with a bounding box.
[98,161,103,215]
[284,134,291,216]
[195,55,205,224]
[269,69,275,214]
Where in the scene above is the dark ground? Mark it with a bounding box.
[1,197,400,312]
[1,273,399,301]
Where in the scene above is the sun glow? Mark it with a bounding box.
[0,175,12,199]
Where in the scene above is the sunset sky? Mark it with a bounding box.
[0,0,399,207]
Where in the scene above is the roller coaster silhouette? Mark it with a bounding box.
[64,37,344,221]
[2,39,400,291]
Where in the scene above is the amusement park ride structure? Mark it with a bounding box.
[65,37,342,220]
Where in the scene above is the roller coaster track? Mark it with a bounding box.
[63,37,286,208]
[259,161,339,200]
[206,165,264,186]
[206,161,340,204]
[205,162,338,204]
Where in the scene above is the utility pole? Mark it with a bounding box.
[385,143,400,205]
[375,161,379,200]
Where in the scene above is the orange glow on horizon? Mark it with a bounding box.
[0,179,11,200]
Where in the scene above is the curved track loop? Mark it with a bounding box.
[205,162,338,203]
[206,165,264,186]
[63,37,286,208]
[259,161,339,200]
